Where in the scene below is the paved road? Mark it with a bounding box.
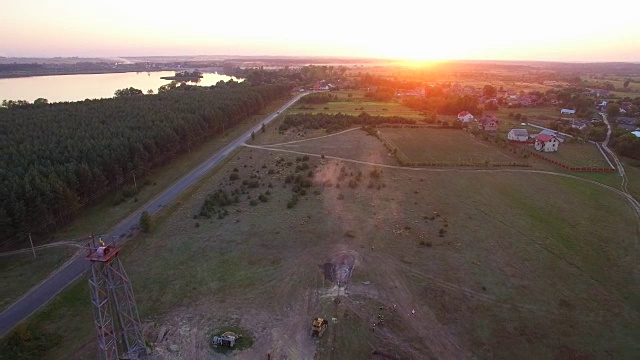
[0,92,309,336]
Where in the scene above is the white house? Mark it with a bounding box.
[457,111,475,123]
[560,109,576,115]
[535,133,560,152]
[507,129,529,142]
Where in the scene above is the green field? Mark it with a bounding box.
[287,90,426,120]
[540,142,612,168]
[485,106,564,131]
[380,128,521,165]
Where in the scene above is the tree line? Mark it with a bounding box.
[0,81,290,247]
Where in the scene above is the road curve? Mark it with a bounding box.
[0,91,310,336]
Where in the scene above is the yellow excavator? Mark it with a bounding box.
[312,317,328,337]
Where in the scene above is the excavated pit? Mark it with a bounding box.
[322,251,357,288]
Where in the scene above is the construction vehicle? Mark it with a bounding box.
[311,317,328,337]
[212,332,239,348]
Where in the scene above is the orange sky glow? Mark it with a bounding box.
[1,0,639,62]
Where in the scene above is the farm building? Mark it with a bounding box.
[457,111,475,123]
[560,109,576,115]
[479,114,498,131]
[534,133,560,152]
[507,129,529,142]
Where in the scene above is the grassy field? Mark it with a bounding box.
[379,128,522,165]
[0,246,79,312]
[4,128,639,359]
[286,90,426,120]
[622,158,640,200]
[485,106,564,131]
[540,143,612,168]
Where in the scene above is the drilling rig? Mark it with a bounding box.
[86,237,146,359]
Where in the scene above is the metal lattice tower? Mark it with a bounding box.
[87,239,147,360]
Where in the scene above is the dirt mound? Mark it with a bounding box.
[322,250,357,288]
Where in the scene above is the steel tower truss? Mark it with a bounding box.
[87,244,146,359]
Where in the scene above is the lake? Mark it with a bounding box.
[0,71,242,103]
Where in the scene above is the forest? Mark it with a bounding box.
[0,81,290,247]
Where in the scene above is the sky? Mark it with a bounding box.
[1,0,639,62]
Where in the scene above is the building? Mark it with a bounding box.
[534,133,560,152]
[560,109,576,115]
[457,111,475,123]
[507,129,529,142]
[479,114,499,131]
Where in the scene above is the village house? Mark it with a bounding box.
[507,129,529,142]
[534,133,560,152]
[571,121,588,131]
[457,111,475,123]
[479,114,499,131]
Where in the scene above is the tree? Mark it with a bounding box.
[483,85,497,98]
[624,80,630,89]
[33,98,48,105]
[139,211,152,233]
[158,81,179,93]
[261,123,266,133]
[607,104,621,118]
[147,89,154,95]
[114,87,143,97]
[251,131,255,140]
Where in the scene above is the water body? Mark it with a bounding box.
[0,71,241,103]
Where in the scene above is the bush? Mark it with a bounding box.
[230,173,240,181]
[249,200,258,206]
[287,194,299,209]
[140,211,153,233]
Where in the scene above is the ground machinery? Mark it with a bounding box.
[212,332,239,348]
[311,317,328,337]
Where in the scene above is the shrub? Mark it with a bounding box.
[139,211,153,233]
[230,173,240,181]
